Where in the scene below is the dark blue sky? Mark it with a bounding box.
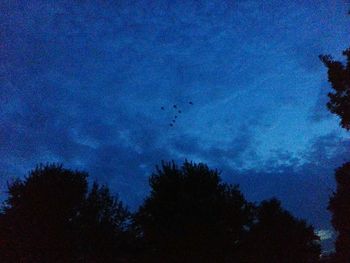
[1,0,350,251]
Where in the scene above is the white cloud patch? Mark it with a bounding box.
[316,229,333,241]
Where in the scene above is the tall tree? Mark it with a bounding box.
[321,44,350,262]
[134,161,254,263]
[240,198,320,263]
[319,48,350,130]
[0,164,88,262]
[74,182,132,262]
[328,163,350,262]
[0,164,131,262]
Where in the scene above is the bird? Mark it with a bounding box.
[162,101,194,127]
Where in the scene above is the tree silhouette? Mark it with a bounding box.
[328,163,350,262]
[320,43,350,261]
[240,198,320,263]
[0,162,324,262]
[0,164,131,262]
[0,164,87,262]
[320,48,350,130]
[134,161,255,263]
[74,182,132,262]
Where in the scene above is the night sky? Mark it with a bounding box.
[1,0,350,251]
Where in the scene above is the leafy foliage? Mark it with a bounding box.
[320,44,350,262]
[320,49,350,129]
[134,161,254,262]
[74,182,132,262]
[0,164,87,262]
[0,161,322,262]
[134,161,319,262]
[328,163,350,262]
[0,164,131,262]
[240,198,320,263]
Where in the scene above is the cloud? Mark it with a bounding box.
[316,229,333,241]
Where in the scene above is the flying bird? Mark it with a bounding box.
[162,101,194,127]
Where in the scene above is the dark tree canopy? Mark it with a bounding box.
[134,161,321,262]
[320,48,350,129]
[328,162,350,262]
[0,162,322,262]
[0,164,131,263]
[134,161,254,262]
[320,43,350,261]
[74,182,132,262]
[0,164,88,262]
[240,198,321,263]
